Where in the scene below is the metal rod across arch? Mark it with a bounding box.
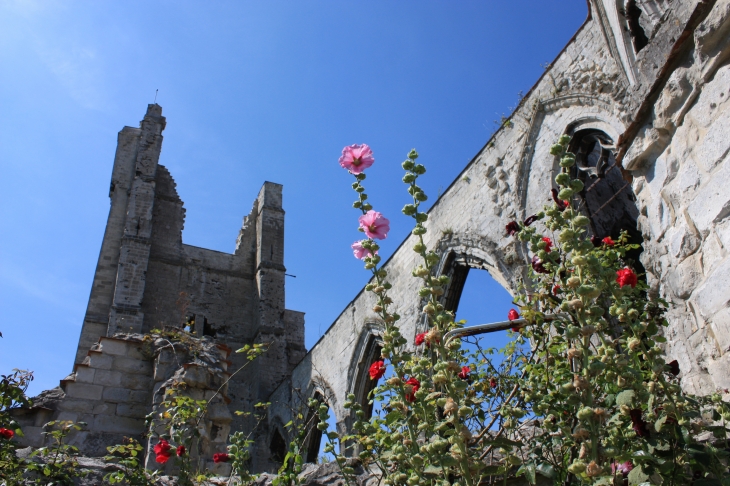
[442,313,571,344]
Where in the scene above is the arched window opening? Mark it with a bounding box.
[353,336,383,420]
[442,253,471,313]
[270,428,286,465]
[568,129,644,272]
[620,0,649,53]
[303,393,325,463]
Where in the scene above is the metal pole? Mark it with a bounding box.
[443,313,571,343]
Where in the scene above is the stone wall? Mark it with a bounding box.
[268,0,730,463]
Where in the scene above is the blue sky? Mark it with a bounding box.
[0,1,587,396]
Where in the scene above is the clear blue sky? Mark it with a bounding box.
[0,1,587,396]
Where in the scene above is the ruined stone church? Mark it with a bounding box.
[13,0,730,474]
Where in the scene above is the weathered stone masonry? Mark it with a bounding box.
[268,0,730,466]
[13,104,305,473]
[13,0,730,474]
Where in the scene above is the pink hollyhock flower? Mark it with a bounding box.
[213,453,230,463]
[616,267,638,288]
[612,461,633,475]
[458,366,470,380]
[339,144,374,174]
[359,210,390,240]
[351,240,377,260]
[602,236,615,246]
[369,360,386,380]
[414,332,426,346]
[542,237,553,253]
[404,377,420,402]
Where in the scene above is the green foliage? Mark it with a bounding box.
[27,420,87,485]
[0,369,33,484]
[105,437,160,485]
[328,137,730,486]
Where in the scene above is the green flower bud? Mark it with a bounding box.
[413,164,426,175]
[402,173,416,183]
[362,203,372,211]
[560,155,576,168]
[408,149,419,160]
[402,160,415,170]
[570,179,584,192]
[577,407,594,421]
[559,134,572,145]
[415,212,428,223]
[550,144,564,156]
[402,204,417,215]
[573,215,590,227]
[415,192,428,202]
[556,172,571,186]
[353,201,362,208]
[568,461,586,474]
[558,188,573,200]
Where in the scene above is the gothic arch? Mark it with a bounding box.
[301,378,337,463]
[347,320,384,420]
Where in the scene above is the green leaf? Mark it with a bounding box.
[628,466,649,485]
[536,463,555,479]
[654,415,667,432]
[525,462,537,485]
[485,436,523,448]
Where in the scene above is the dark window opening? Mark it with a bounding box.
[304,394,325,463]
[623,0,649,52]
[442,254,470,313]
[568,130,644,273]
[357,337,382,420]
[270,429,287,465]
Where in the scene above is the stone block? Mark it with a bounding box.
[65,383,104,401]
[208,402,232,424]
[687,154,730,234]
[100,338,145,359]
[130,390,151,404]
[153,362,176,381]
[693,257,730,318]
[111,356,152,375]
[666,253,702,299]
[709,306,730,355]
[93,369,123,387]
[93,414,145,434]
[87,353,113,370]
[120,372,153,391]
[56,411,79,423]
[57,398,96,414]
[74,366,95,384]
[694,104,730,173]
[181,365,210,388]
[93,402,116,415]
[116,403,149,419]
[102,387,131,403]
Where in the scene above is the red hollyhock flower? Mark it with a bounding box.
[602,236,615,246]
[668,360,680,376]
[153,439,172,464]
[629,409,650,437]
[505,221,519,237]
[489,378,497,388]
[458,366,470,380]
[616,267,638,288]
[531,255,549,274]
[508,309,520,321]
[414,332,426,346]
[176,445,186,457]
[541,237,553,253]
[0,428,14,439]
[523,215,539,226]
[404,377,420,403]
[552,285,561,295]
[369,360,386,380]
[591,235,601,247]
[213,453,230,463]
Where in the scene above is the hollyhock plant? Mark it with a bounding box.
[369,360,386,380]
[0,428,14,439]
[506,221,520,236]
[351,240,377,260]
[339,144,374,174]
[358,210,390,240]
[176,445,186,457]
[531,254,549,274]
[616,267,638,288]
[154,439,172,463]
[524,214,539,226]
[404,377,420,403]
